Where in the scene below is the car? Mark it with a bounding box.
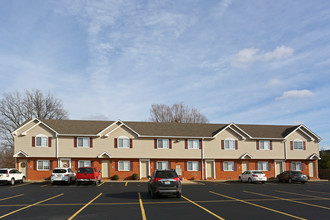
[51,168,76,184]
[0,168,26,185]
[276,171,308,184]
[239,170,267,184]
[148,169,182,198]
[76,167,101,185]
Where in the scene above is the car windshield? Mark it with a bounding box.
[252,171,263,174]
[78,168,93,174]
[0,170,7,174]
[53,169,67,173]
[155,171,178,178]
[291,171,303,175]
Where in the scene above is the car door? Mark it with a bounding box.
[15,170,23,180]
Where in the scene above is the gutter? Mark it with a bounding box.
[201,138,204,180]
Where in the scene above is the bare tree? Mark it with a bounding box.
[0,89,68,167]
[149,103,209,123]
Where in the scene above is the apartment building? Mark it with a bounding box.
[12,118,321,181]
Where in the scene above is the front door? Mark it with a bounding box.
[275,161,284,176]
[140,160,149,178]
[102,160,110,178]
[309,161,315,178]
[206,161,215,179]
[60,159,71,168]
[19,159,27,177]
[241,161,249,172]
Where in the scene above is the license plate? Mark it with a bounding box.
[164,181,170,185]
[56,174,62,177]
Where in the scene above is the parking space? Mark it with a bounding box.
[0,181,329,219]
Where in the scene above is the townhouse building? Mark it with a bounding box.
[12,118,321,181]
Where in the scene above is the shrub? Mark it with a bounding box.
[132,173,139,180]
[112,175,119,180]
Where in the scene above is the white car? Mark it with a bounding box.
[51,168,76,184]
[0,168,26,185]
[239,170,267,183]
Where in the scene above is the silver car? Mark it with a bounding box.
[239,170,267,183]
[51,168,76,184]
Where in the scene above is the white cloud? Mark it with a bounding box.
[231,46,294,68]
[275,89,314,101]
[267,78,283,86]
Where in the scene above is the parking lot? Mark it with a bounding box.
[0,180,329,220]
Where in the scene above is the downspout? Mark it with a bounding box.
[56,134,59,166]
[283,141,287,171]
[201,138,204,180]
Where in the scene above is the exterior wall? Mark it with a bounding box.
[286,130,319,160]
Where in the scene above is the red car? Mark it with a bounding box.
[76,167,102,185]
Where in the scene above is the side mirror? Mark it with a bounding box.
[147,176,151,179]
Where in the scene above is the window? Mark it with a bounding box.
[258,162,269,171]
[187,161,199,171]
[77,137,90,148]
[118,137,130,148]
[188,140,199,149]
[223,161,235,171]
[224,139,235,150]
[37,160,50,170]
[36,135,48,147]
[157,139,169,149]
[293,140,303,150]
[291,162,302,171]
[78,160,91,168]
[157,161,168,170]
[118,161,130,171]
[259,141,270,150]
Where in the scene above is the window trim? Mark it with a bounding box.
[78,160,91,168]
[77,137,90,148]
[291,161,302,171]
[257,161,269,171]
[259,140,270,150]
[223,161,235,171]
[156,161,169,170]
[118,161,131,171]
[187,139,199,149]
[37,160,50,171]
[187,161,199,171]
[224,138,235,150]
[293,139,304,150]
[35,134,48,147]
[157,139,169,149]
[117,136,130,149]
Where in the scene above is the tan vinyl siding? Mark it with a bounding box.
[286,130,319,159]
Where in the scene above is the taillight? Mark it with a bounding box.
[65,174,69,176]
[6,170,9,177]
[173,177,180,181]
[252,175,258,177]
[51,174,55,176]
[153,178,162,182]
[263,175,267,177]
[293,175,298,178]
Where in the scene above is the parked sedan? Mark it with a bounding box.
[148,169,182,198]
[239,170,267,183]
[51,168,76,184]
[0,168,26,185]
[276,171,308,184]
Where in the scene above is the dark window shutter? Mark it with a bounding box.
[50,160,53,170]
[185,139,188,149]
[234,162,237,171]
[90,138,93,148]
[32,136,35,147]
[220,161,223,171]
[256,162,259,170]
[199,139,202,149]
[75,160,78,170]
[301,162,304,171]
[154,139,157,149]
[221,140,224,149]
[303,141,306,150]
[130,138,133,148]
[130,161,133,171]
[74,137,77,148]
[270,141,273,150]
[169,139,172,149]
[290,141,293,150]
[34,160,37,170]
[48,137,52,147]
[91,161,94,167]
[114,138,118,148]
[268,162,271,171]
[256,140,259,150]
[235,140,238,150]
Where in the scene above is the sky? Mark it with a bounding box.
[0,0,330,149]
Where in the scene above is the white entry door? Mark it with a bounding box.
[102,160,110,178]
[206,161,215,179]
[309,161,315,178]
[140,160,149,178]
[241,161,249,173]
[275,161,284,176]
[19,159,27,177]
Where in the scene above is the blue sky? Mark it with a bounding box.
[0,0,330,149]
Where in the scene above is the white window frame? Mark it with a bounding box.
[258,161,269,171]
[223,161,235,171]
[37,160,50,170]
[293,139,304,150]
[36,134,48,147]
[259,140,270,150]
[78,160,91,168]
[77,137,90,148]
[291,162,302,171]
[224,138,235,150]
[188,139,199,149]
[118,136,130,148]
[187,161,199,171]
[157,139,169,149]
[118,161,131,171]
[157,161,168,170]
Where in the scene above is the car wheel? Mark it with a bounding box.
[262,181,265,184]
[10,178,15,185]
[239,177,242,183]
[67,178,71,185]
[302,181,306,184]
[248,178,252,184]
[148,187,151,195]
[51,181,55,185]
[98,178,101,184]
[276,177,280,182]
[77,182,81,185]
[21,177,26,183]
[94,180,98,185]
[176,192,182,198]
[288,178,293,183]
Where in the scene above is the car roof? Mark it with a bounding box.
[0,168,15,170]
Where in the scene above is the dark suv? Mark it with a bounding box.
[276,171,308,184]
[148,169,182,198]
